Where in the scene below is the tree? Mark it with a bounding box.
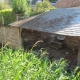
[12,0,27,15]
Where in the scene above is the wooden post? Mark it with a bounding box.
[77,46,80,67]
[19,28,23,48]
[16,14,19,21]
[2,16,4,25]
[16,14,22,21]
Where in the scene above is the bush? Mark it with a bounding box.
[0,9,16,25]
[12,0,27,15]
[0,47,80,80]
[33,0,55,14]
[0,2,11,10]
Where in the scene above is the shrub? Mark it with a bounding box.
[0,9,16,25]
[0,47,79,80]
[12,0,27,15]
[0,2,11,10]
[33,0,55,14]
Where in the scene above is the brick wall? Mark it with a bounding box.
[56,0,80,8]
[0,26,22,48]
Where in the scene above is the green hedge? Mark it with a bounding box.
[0,9,16,25]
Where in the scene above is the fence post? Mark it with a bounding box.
[2,16,4,25]
[16,14,18,21]
[16,14,22,21]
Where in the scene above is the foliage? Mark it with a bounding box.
[33,0,55,15]
[0,9,16,25]
[0,0,55,25]
[0,2,11,10]
[24,3,32,17]
[0,46,80,80]
[11,0,27,15]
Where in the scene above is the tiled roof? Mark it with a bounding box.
[9,8,80,36]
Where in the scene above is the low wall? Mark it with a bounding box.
[56,0,80,8]
[0,26,22,48]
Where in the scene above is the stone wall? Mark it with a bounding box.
[56,0,80,8]
[0,26,22,48]
[21,29,56,49]
[65,36,80,66]
[65,36,80,49]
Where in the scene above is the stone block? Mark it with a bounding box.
[50,41,64,50]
